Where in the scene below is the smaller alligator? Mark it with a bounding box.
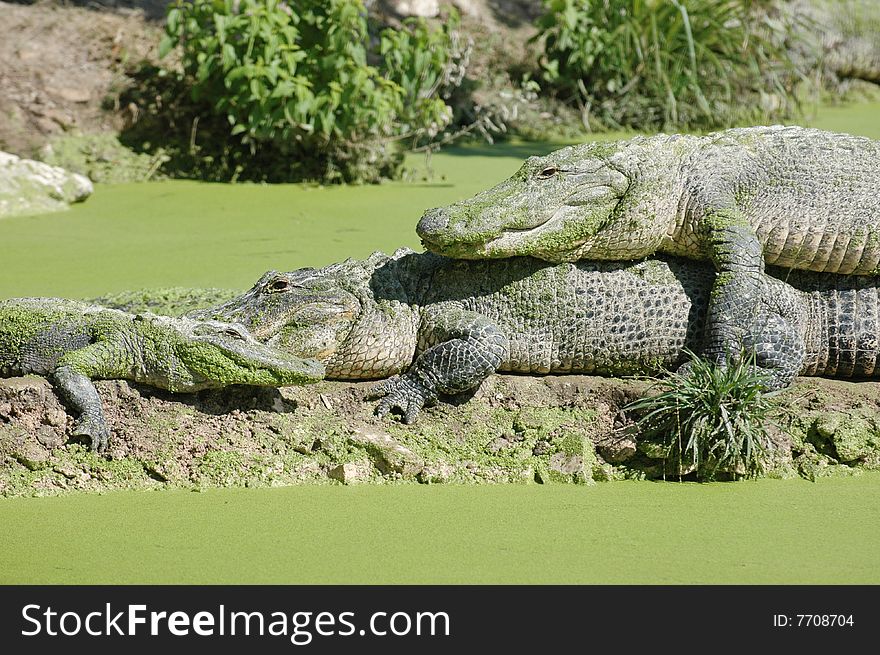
[0,299,325,452]
[192,250,880,423]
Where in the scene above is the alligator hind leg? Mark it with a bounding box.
[52,339,129,453]
[52,366,111,453]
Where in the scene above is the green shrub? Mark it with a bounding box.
[146,0,459,183]
[625,352,777,480]
[533,0,812,131]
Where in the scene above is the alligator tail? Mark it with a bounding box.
[802,285,880,378]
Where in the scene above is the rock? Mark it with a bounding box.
[43,406,68,428]
[532,439,551,455]
[638,440,669,460]
[418,461,456,483]
[486,433,517,453]
[33,108,77,130]
[0,151,92,218]
[36,425,65,449]
[392,1,439,17]
[549,452,583,475]
[814,414,842,440]
[829,418,877,463]
[451,0,481,16]
[596,432,638,463]
[812,413,880,463]
[53,464,78,480]
[513,410,546,433]
[50,86,91,104]
[16,47,41,63]
[328,461,372,484]
[349,428,424,478]
[14,442,49,471]
[539,431,597,484]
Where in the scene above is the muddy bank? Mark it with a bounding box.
[2,372,878,496]
[0,1,163,157]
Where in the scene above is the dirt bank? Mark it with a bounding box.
[2,371,878,496]
[0,1,162,156]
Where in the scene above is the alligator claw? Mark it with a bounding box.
[674,359,697,379]
[367,374,433,424]
[71,415,111,453]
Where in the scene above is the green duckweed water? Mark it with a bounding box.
[3,476,879,584]
[1,104,879,584]
[0,140,577,299]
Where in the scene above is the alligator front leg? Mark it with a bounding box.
[700,215,765,365]
[368,307,508,423]
[691,202,809,386]
[52,339,130,453]
[699,262,807,388]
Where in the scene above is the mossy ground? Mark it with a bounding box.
[5,371,879,498]
[1,105,879,583]
[0,374,618,495]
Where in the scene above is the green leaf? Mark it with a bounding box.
[221,43,236,68]
[166,7,181,36]
[158,34,176,59]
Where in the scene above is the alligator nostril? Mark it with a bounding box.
[416,208,448,238]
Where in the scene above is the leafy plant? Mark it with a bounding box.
[145,0,461,183]
[533,0,813,131]
[625,351,778,480]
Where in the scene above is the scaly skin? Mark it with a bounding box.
[416,125,880,377]
[194,249,880,423]
[0,299,324,452]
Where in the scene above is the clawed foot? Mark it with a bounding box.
[366,374,436,424]
[674,359,697,379]
[72,415,111,454]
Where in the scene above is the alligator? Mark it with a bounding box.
[0,298,325,452]
[191,249,880,423]
[416,125,880,370]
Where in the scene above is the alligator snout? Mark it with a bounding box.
[417,207,449,242]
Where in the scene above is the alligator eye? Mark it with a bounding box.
[265,278,290,293]
[536,166,559,179]
[223,328,245,340]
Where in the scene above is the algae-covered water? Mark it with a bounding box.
[0,141,574,298]
[1,104,879,584]
[3,476,879,584]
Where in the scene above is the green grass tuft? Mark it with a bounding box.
[626,351,777,481]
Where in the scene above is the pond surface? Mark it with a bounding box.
[1,102,878,584]
[3,475,879,584]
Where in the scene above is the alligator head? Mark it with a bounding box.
[144,314,325,389]
[417,138,671,262]
[191,251,419,379]
[189,257,381,368]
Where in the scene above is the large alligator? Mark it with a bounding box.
[416,125,880,371]
[0,299,325,452]
[192,249,880,423]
